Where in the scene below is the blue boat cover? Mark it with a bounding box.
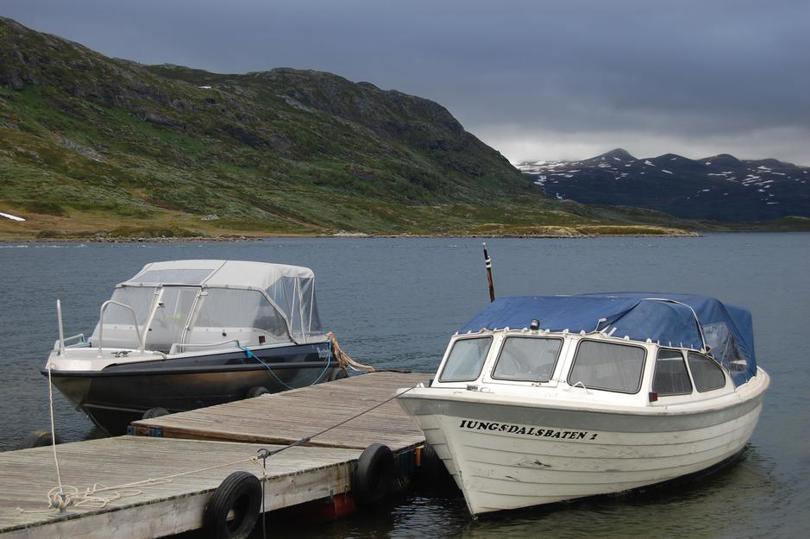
[458,293,757,386]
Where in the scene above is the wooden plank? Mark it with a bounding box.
[132,372,430,451]
[0,436,359,538]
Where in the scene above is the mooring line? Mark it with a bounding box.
[45,362,65,510]
[257,385,417,460]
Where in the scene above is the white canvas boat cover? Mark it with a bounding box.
[122,260,322,340]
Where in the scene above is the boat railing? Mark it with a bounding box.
[169,339,242,355]
[54,299,88,355]
[56,299,65,355]
[97,300,143,357]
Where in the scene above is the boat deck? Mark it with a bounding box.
[0,371,430,538]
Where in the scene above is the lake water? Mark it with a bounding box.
[0,234,808,538]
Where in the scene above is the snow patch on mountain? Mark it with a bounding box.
[515,149,810,222]
[0,212,25,222]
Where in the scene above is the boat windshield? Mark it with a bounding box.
[492,337,563,382]
[652,348,692,396]
[189,288,289,345]
[439,337,492,383]
[90,286,158,349]
[146,287,198,352]
[567,340,646,394]
[91,285,293,352]
[687,352,726,392]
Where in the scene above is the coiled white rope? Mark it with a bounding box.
[20,455,263,513]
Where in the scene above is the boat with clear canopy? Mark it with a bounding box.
[45,260,346,434]
[397,292,769,516]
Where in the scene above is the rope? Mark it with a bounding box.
[241,330,370,388]
[19,455,262,513]
[239,343,332,390]
[33,352,265,514]
[327,332,375,373]
[45,362,66,511]
[32,333,407,519]
[239,344,296,390]
[259,454,267,539]
[257,385,416,459]
[25,385,417,514]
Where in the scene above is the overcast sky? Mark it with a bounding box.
[4,0,810,164]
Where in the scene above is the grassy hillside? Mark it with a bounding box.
[0,17,691,239]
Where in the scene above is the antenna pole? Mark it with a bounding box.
[483,242,495,302]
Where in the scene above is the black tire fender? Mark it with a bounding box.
[142,407,169,419]
[23,430,61,449]
[245,386,269,399]
[204,471,262,539]
[352,443,395,506]
[417,443,455,491]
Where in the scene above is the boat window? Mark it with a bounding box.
[105,287,156,326]
[145,287,199,352]
[652,349,692,396]
[132,268,213,286]
[568,340,646,394]
[687,352,726,392]
[90,286,157,349]
[492,337,562,382]
[439,337,492,383]
[191,288,289,344]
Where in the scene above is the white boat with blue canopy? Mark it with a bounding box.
[397,292,769,516]
[45,260,347,434]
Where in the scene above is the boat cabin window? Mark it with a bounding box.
[105,287,155,326]
[134,268,212,285]
[687,352,726,392]
[568,340,646,394]
[91,286,158,349]
[439,337,492,383]
[492,337,562,382]
[145,287,199,352]
[652,349,693,396]
[191,289,289,344]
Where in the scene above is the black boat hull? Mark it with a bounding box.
[45,342,345,435]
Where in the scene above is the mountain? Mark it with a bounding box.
[0,17,697,239]
[518,149,810,221]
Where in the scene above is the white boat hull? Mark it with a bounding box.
[399,371,768,515]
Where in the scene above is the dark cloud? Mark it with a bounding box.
[4,0,809,163]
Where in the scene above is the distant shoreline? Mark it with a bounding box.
[6,224,810,244]
[0,230,708,243]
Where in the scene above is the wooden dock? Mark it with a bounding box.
[0,372,430,538]
[131,371,429,451]
[0,437,359,538]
